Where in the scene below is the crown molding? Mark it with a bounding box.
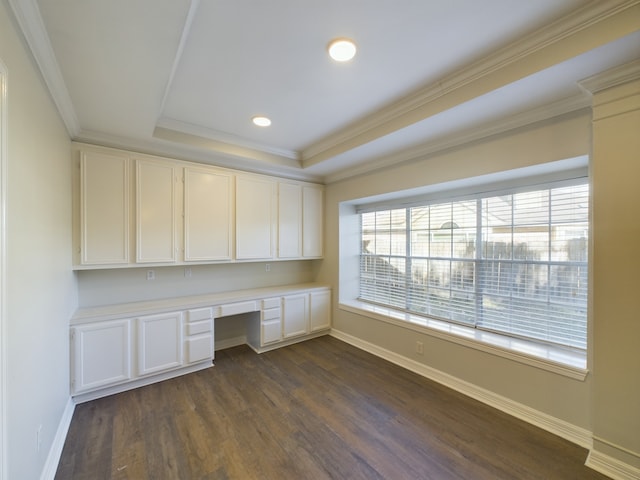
[155,117,299,161]
[578,59,640,94]
[324,94,591,184]
[7,0,80,136]
[303,0,639,167]
[73,129,319,183]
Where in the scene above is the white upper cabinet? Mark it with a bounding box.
[74,144,323,268]
[136,159,178,263]
[278,182,302,258]
[302,185,324,258]
[79,151,130,265]
[236,175,275,260]
[184,167,233,261]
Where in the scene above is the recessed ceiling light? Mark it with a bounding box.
[252,116,271,127]
[328,38,356,62]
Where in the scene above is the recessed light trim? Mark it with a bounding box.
[328,38,356,62]
[252,116,271,127]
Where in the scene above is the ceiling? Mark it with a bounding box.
[9,0,640,182]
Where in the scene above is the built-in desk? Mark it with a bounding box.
[70,283,331,403]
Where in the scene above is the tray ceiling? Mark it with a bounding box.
[10,0,640,181]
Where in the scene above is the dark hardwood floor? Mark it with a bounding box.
[56,336,607,480]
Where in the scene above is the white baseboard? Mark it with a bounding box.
[330,329,592,449]
[586,448,640,480]
[247,330,329,354]
[73,360,213,404]
[40,397,75,480]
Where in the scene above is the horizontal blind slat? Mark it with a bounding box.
[359,180,589,350]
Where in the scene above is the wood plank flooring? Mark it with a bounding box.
[55,336,607,480]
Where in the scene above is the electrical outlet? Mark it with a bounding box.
[416,341,424,355]
[184,267,192,278]
[265,264,271,272]
[146,270,155,280]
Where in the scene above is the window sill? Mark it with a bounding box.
[339,300,588,381]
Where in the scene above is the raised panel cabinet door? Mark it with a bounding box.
[137,312,183,376]
[186,335,213,364]
[262,320,282,344]
[80,151,130,264]
[72,319,131,394]
[302,185,324,258]
[184,167,233,261]
[136,159,177,263]
[278,182,302,258]
[236,176,275,260]
[282,294,309,339]
[310,290,331,332]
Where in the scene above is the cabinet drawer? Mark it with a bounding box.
[220,301,257,316]
[187,319,212,336]
[262,320,282,344]
[187,308,212,322]
[186,336,213,364]
[262,307,281,321]
[262,297,281,309]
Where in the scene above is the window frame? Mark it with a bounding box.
[339,158,589,378]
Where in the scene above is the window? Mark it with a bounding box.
[359,180,589,350]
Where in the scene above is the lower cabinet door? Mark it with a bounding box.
[262,319,282,344]
[186,335,213,363]
[137,312,183,376]
[282,294,309,339]
[310,290,331,332]
[72,319,132,394]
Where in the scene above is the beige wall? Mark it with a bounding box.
[0,2,77,479]
[77,261,321,307]
[321,112,595,430]
[323,88,640,471]
[2,0,637,475]
[591,77,640,469]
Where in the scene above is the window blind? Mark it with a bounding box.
[360,181,589,349]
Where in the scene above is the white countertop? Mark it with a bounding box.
[71,283,331,324]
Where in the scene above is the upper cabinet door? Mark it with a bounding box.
[236,175,275,260]
[184,167,233,261]
[136,159,177,263]
[302,185,324,258]
[278,182,302,258]
[80,151,130,265]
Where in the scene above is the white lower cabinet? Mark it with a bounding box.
[71,285,329,398]
[310,289,331,332]
[71,319,132,394]
[261,297,283,345]
[246,288,331,353]
[185,308,214,363]
[282,293,309,339]
[137,312,183,376]
[72,309,212,398]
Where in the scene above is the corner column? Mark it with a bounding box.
[580,60,640,478]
